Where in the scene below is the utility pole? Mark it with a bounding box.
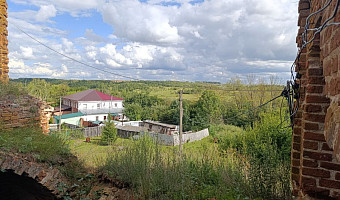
[179,89,183,156]
[59,97,62,133]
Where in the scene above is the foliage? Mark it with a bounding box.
[0,81,27,97]
[214,111,293,200]
[101,117,118,145]
[0,128,70,164]
[101,135,249,200]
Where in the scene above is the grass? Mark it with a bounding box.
[100,135,250,200]
[0,127,70,163]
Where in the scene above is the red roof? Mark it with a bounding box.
[63,89,123,101]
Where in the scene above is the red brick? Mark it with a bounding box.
[304,104,323,112]
[306,95,330,103]
[295,119,302,126]
[292,159,300,167]
[303,159,318,167]
[304,122,319,131]
[336,173,340,180]
[294,135,301,143]
[322,143,333,151]
[319,179,340,189]
[303,141,318,150]
[299,2,310,10]
[304,132,326,141]
[302,176,316,187]
[293,152,301,159]
[302,167,330,178]
[307,77,325,85]
[306,85,324,94]
[303,187,330,198]
[320,162,340,171]
[294,127,302,135]
[303,151,332,161]
[305,113,325,123]
[293,143,301,151]
[292,173,300,183]
[292,167,300,174]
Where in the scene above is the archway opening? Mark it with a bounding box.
[0,170,60,200]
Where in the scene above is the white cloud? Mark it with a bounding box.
[7,0,299,82]
[20,46,34,59]
[100,0,181,44]
[35,5,57,22]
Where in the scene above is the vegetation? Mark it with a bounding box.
[5,78,293,199]
[101,114,118,145]
[0,127,70,163]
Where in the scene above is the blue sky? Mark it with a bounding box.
[7,0,298,83]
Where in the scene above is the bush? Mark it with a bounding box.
[101,121,117,145]
[215,112,292,200]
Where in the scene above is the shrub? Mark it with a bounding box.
[101,121,117,145]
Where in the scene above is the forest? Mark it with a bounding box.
[6,78,293,199]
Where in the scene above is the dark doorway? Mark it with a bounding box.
[0,170,59,200]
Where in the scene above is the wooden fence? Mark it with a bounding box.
[55,123,103,138]
[83,126,103,137]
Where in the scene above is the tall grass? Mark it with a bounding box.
[0,127,70,164]
[102,136,250,200]
[102,111,292,199]
[215,112,293,200]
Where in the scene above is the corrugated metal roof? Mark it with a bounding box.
[63,89,123,101]
[54,112,85,119]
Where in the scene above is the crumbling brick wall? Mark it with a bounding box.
[0,0,8,83]
[0,95,53,134]
[292,0,340,199]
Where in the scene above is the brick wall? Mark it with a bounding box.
[0,0,8,83]
[0,94,53,134]
[292,0,340,199]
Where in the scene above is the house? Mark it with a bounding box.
[54,89,125,126]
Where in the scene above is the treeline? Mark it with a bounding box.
[11,78,285,131]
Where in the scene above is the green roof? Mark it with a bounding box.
[54,112,85,120]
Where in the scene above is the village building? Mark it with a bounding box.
[53,89,125,126]
[142,120,178,135]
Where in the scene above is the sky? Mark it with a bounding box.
[7,0,299,83]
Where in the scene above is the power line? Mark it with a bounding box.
[224,91,285,122]
[5,16,140,81]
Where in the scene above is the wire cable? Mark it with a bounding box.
[5,16,140,81]
[224,91,285,123]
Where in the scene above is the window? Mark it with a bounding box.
[115,103,118,107]
[84,104,87,109]
[97,104,100,109]
[104,116,107,120]
[96,116,99,121]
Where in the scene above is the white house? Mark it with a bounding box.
[59,89,125,125]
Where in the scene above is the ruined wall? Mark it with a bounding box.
[292,0,340,199]
[0,0,8,83]
[0,95,53,134]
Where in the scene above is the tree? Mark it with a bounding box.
[101,114,117,145]
[27,79,51,101]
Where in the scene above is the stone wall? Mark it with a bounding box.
[292,0,340,199]
[0,0,8,83]
[0,94,53,134]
